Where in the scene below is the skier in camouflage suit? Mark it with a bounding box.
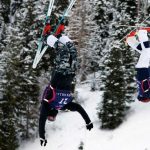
[39,18,93,147]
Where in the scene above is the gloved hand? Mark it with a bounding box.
[40,138,47,146]
[86,122,93,131]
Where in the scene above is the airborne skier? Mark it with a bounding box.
[39,16,93,148]
[36,0,93,147]
[126,29,150,102]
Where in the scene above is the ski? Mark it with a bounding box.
[52,0,76,34]
[64,0,76,16]
[119,16,150,43]
[33,45,49,68]
[32,0,55,69]
[126,27,150,54]
[32,0,77,69]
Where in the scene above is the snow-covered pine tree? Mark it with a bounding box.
[0,0,11,23]
[98,47,127,129]
[0,6,7,49]
[8,0,41,140]
[1,0,72,148]
[115,0,138,105]
[96,1,127,129]
[0,1,41,148]
[0,1,19,149]
[0,101,18,150]
[93,0,113,62]
[0,38,15,150]
[89,0,114,90]
[0,4,7,98]
[98,0,138,129]
[67,0,99,83]
[76,0,92,81]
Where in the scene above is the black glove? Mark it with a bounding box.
[86,122,93,131]
[40,138,47,146]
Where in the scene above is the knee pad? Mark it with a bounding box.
[137,78,150,94]
[137,78,150,102]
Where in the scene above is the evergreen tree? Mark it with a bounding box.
[0,1,19,149]
[89,0,114,89]
[0,1,40,149]
[0,0,72,148]
[67,0,99,82]
[116,0,139,104]
[0,100,18,150]
[0,0,11,23]
[7,0,40,140]
[98,0,138,129]
[98,47,128,129]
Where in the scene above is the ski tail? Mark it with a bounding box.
[52,0,77,34]
[32,41,43,69]
[47,0,55,17]
[64,0,76,16]
[32,46,48,69]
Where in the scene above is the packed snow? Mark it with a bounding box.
[18,84,150,150]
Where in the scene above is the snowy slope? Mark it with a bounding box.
[18,84,150,150]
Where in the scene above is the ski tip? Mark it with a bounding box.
[32,63,37,69]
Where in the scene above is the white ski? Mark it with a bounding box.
[32,0,55,69]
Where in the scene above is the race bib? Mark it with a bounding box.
[49,89,73,110]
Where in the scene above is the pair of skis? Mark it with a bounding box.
[118,16,150,54]
[120,16,150,43]
[32,0,77,69]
